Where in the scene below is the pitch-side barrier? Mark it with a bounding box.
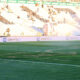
[0,36,80,42]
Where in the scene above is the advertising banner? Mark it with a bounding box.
[38,36,53,41]
[0,37,3,42]
[67,36,80,40]
[1,36,80,42]
[38,36,67,41]
[3,37,7,42]
[3,37,37,42]
[18,37,37,41]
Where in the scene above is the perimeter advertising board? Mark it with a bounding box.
[2,37,37,42]
[0,36,80,42]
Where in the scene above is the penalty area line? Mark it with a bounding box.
[0,58,80,68]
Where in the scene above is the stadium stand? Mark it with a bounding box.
[0,15,13,24]
[0,0,80,37]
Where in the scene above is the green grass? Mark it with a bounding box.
[0,41,80,80]
[0,41,80,65]
[0,59,80,80]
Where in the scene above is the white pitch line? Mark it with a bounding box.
[0,58,80,68]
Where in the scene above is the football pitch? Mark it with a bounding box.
[0,41,80,80]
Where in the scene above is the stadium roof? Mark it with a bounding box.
[0,0,80,6]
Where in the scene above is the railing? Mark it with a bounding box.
[0,0,80,6]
